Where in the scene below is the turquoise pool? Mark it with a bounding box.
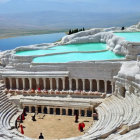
[15,43,107,56]
[114,32,140,42]
[33,51,125,63]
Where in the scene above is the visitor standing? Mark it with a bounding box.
[39,133,44,139]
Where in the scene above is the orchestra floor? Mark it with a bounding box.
[18,113,93,139]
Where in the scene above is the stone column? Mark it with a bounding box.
[97,80,99,91]
[104,80,107,93]
[56,78,59,90]
[111,81,114,93]
[79,109,81,116]
[84,109,87,117]
[82,79,85,91]
[29,78,32,90]
[47,107,50,114]
[69,78,72,91]
[72,108,74,116]
[62,77,65,90]
[29,106,31,113]
[3,78,6,88]
[66,108,68,115]
[49,78,52,90]
[36,78,39,89]
[90,79,92,92]
[43,78,46,90]
[60,108,62,115]
[9,78,12,89]
[23,78,25,90]
[41,106,44,113]
[35,106,38,114]
[76,79,78,91]
[16,78,19,89]
[54,108,56,115]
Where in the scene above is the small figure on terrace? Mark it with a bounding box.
[39,133,44,139]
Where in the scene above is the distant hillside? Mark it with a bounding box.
[0,11,140,38]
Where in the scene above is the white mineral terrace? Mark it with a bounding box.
[1,22,140,140]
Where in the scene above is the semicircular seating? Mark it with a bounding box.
[62,93,140,140]
[0,89,31,140]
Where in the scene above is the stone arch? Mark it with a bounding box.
[46,78,50,90]
[68,109,72,116]
[107,81,112,93]
[92,80,97,91]
[72,79,76,91]
[62,109,66,115]
[74,109,79,115]
[56,108,60,115]
[18,78,23,90]
[99,80,105,92]
[39,78,43,90]
[58,78,63,90]
[85,79,90,91]
[12,78,16,89]
[81,110,85,116]
[50,108,54,114]
[6,78,10,89]
[52,78,56,90]
[25,78,29,90]
[65,77,69,90]
[24,106,29,112]
[38,106,41,113]
[31,106,35,113]
[44,107,47,114]
[32,78,36,90]
[87,110,92,117]
[78,79,83,91]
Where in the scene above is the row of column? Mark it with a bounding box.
[4,77,114,93]
[23,105,92,117]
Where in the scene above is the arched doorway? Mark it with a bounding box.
[65,77,69,90]
[18,78,23,90]
[25,78,29,90]
[44,107,47,114]
[78,79,83,91]
[58,78,63,91]
[6,78,10,89]
[72,79,76,91]
[68,109,72,116]
[46,78,50,90]
[39,78,43,90]
[31,106,35,113]
[32,78,36,90]
[52,78,56,90]
[56,108,60,115]
[92,80,97,91]
[85,79,90,91]
[99,80,105,92]
[107,81,112,93]
[12,78,16,89]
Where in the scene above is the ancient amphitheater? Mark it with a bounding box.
[1,23,140,140]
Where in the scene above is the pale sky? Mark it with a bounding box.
[0,0,140,14]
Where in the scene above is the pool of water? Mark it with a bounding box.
[114,32,140,42]
[0,32,65,51]
[15,43,107,56]
[33,51,124,63]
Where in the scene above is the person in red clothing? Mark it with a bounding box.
[20,124,24,134]
[78,122,85,132]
